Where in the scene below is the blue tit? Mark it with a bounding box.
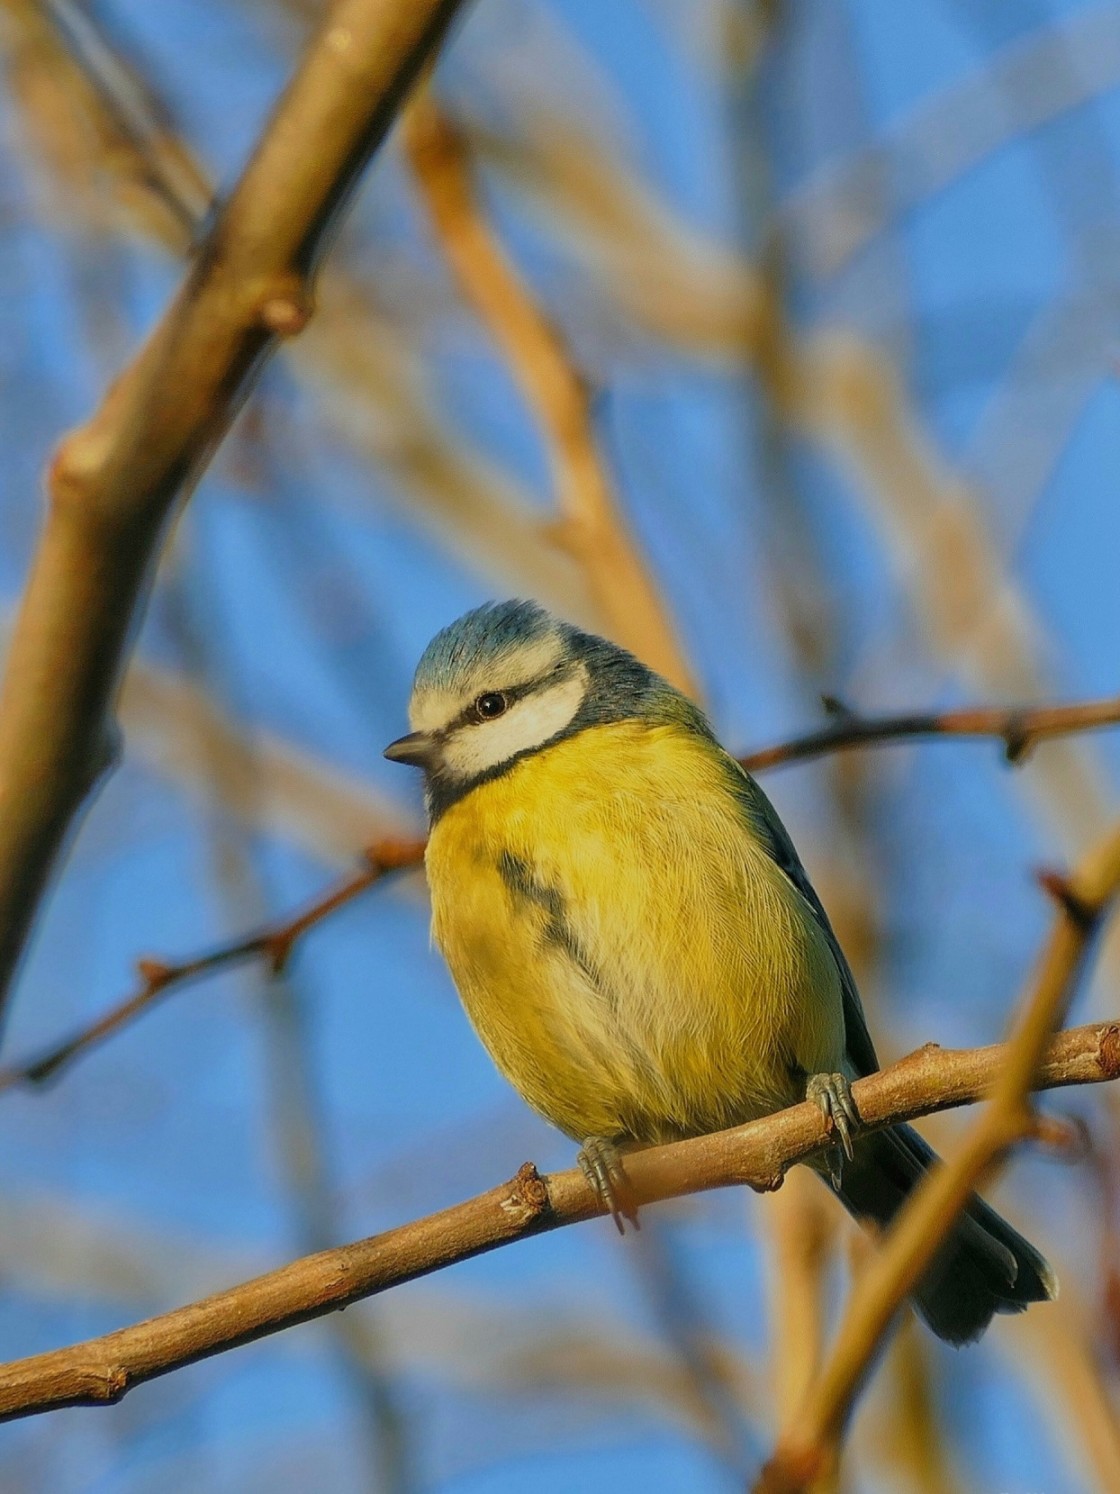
[385,599,1055,1344]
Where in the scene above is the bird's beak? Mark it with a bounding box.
[383,731,437,768]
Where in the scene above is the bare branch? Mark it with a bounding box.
[402,88,697,696]
[0,1020,1117,1423]
[0,839,425,1091]
[744,693,1120,771]
[0,0,467,1029]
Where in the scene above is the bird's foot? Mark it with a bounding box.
[806,1072,860,1188]
[578,1136,640,1235]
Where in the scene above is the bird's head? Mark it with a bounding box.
[384,600,696,815]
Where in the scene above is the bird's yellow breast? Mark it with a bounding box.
[426,721,845,1145]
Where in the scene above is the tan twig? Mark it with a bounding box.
[0,839,425,1091]
[38,0,211,239]
[3,693,1119,1089]
[0,0,466,1029]
[756,826,1120,1494]
[402,87,697,696]
[765,1169,837,1424]
[1001,1293,1120,1494]
[0,1021,1117,1423]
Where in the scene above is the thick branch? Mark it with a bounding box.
[0,0,466,1027]
[0,1021,1116,1423]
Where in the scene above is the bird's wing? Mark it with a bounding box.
[727,758,881,1079]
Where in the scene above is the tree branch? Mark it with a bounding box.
[0,1021,1115,1423]
[743,692,1120,771]
[0,839,425,1092]
[0,0,467,1030]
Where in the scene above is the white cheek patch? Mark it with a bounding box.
[440,667,588,780]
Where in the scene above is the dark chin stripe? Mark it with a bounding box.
[422,643,679,824]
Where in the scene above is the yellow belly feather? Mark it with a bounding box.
[426,721,846,1145]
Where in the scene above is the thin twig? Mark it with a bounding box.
[402,87,697,697]
[0,0,466,1031]
[0,840,424,1091]
[3,694,1119,1089]
[0,1020,1117,1423]
[756,826,1120,1494]
[743,693,1120,771]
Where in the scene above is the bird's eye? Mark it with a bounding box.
[475,692,508,720]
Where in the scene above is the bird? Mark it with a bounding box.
[384,598,1055,1344]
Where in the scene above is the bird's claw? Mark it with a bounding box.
[806,1071,859,1186]
[579,1136,640,1234]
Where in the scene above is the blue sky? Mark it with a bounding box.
[1,2,1119,1490]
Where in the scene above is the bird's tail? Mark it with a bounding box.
[830,1123,1056,1345]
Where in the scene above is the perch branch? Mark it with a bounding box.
[0,0,467,1029]
[0,1020,1117,1422]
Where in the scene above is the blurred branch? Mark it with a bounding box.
[756,825,1120,1494]
[37,0,210,236]
[765,1168,835,1424]
[3,691,1118,1089]
[0,0,466,1031]
[867,1321,963,1494]
[119,659,410,865]
[0,839,424,1092]
[745,692,1120,772]
[780,5,1120,280]
[1,1020,1119,1422]
[162,558,416,1494]
[403,88,696,694]
[0,0,202,245]
[467,108,765,360]
[1002,1293,1120,1494]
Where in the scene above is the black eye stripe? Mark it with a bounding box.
[447,664,575,732]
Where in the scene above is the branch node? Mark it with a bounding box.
[1100,1023,1120,1079]
[820,694,854,720]
[502,1161,551,1227]
[1003,716,1033,765]
[259,286,314,337]
[262,934,293,977]
[136,957,172,989]
[1037,868,1098,931]
[1027,1109,1090,1161]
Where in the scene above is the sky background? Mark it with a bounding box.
[2,1,1120,1490]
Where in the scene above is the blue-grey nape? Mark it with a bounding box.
[413,599,560,694]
